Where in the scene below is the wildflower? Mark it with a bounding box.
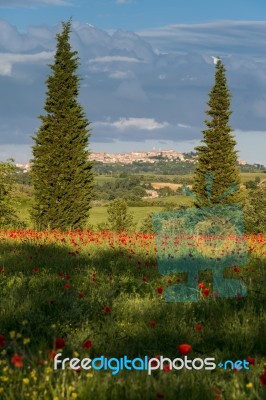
[32,267,39,273]
[23,338,31,345]
[148,321,157,327]
[48,350,57,360]
[202,288,210,297]
[23,378,29,384]
[246,383,253,388]
[78,291,85,298]
[157,286,163,294]
[178,344,192,355]
[260,367,266,385]
[82,340,92,349]
[0,336,5,347]
[246,356,256,365]
[104,306,111,314]
[195,324,202,331]
[233,266,240,273]
[142,277,148,282]
[163,363,171,372]
[11,354,23,367]
[64,282,70,289]
[198,282,204,289]
[213,291,219,297]
[53,337,65,350]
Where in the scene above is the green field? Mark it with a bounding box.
[13,172,265,230]
[0,230,265,399]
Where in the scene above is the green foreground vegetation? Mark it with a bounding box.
[0,230,265,400]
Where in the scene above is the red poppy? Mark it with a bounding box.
[202,288,210,297]
[233,266,240,273]
[48,350,57,361]
[78,291,85,298]
[163,363,171,372]
[260,370,266,385]
[82,339,92,349]
[104,306,111,314]
[32,267,39,273]
[178,343,192,355]
[53,337,65,349]
[198,282,204,289]
[0,335,5,347]
[38,359,44,365]
[11,354,23,367]
[246,356,256,365]
[148,321,157,327]
[157,286,163,294]
[149,355,160,367]
[64,282,70,289]
[195,324,202,331]
[142,277,148,282]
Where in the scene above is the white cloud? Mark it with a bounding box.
[89,56,144,63]
[109,70,133,79]
[0,0,69,7]
[0,51,54,76]
[115,0,132,3]
[177,123,191,128]
[95,118,169,131]
[138,20,266,57]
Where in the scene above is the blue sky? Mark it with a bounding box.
[1,0,266,31]
[1,0,266,165]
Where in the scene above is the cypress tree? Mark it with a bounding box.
[192,58,243,207]
[31,20,94,230]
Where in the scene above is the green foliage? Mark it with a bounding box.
[94,175,147,202]
[243,188,266,233]
[244,180,258,190]
[157,186,175,197]
[105,198,136,232]
[30,20,94,230]
[139,212,154,233]
[192,59,243,207]
[0,160,25,228]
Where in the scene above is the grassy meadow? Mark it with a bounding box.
[0,229,265,399]
[1,172,265,399]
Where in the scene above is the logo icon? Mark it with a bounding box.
[152,173,248,302]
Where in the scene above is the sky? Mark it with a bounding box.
[1,0,266,165]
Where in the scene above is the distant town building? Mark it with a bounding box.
[14,152,249,169]
[88,150,185,164]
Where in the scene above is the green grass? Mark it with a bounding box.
[94,175,117,184]
[0,230,265,399]
[89,206,163,228]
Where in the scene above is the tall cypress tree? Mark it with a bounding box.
[192,58,243,207]
[31,21,94,230]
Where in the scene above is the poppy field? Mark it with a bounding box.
[0,229,265,400]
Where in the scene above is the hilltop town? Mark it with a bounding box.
[15,149,248,172]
